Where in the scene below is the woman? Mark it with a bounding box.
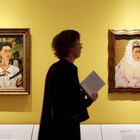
[38,30,98,140]
[115,39,140,88]
[0,42,22,88]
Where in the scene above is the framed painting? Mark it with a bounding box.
[0,28,30,95]
[108,29,140,93]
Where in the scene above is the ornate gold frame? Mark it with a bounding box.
[0,28,30,95]
[108,29,140,93]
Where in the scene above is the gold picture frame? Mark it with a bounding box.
[0,28,30,95]
[108,29,140,93]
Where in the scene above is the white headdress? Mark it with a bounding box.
[125,39,140,67]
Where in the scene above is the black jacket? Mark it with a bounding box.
[38,59,93,140]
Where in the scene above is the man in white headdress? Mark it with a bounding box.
[115,39,140,88]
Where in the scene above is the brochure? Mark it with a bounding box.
[81,71,105,96]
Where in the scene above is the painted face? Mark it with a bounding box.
[0,46,12,61]
[70,39,82,59]
[132,47,140,61]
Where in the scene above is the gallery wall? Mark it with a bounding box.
[0,0,140,124]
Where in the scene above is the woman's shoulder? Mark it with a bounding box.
[50,59,72,68]
[47,60,64,73]
[48,59,77,75]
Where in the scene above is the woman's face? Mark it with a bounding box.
[70,39,82,59]
[132,47,140,61]
[0,46,12,61]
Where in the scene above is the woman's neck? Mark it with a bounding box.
[0,60,10,69]
[1,60,9,65]
[64,56,75,63]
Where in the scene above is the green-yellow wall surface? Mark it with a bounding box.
[0,0,140,124]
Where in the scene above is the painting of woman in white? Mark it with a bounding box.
[115,39,140,88]
[0,42,22,88]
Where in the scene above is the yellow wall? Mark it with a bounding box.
[0,0,140,124]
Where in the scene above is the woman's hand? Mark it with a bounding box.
[90,93,98,101]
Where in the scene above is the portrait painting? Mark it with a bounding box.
[0,28,30,95]
[108,29,140,93]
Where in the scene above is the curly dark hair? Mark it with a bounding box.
[52,30,80,59]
